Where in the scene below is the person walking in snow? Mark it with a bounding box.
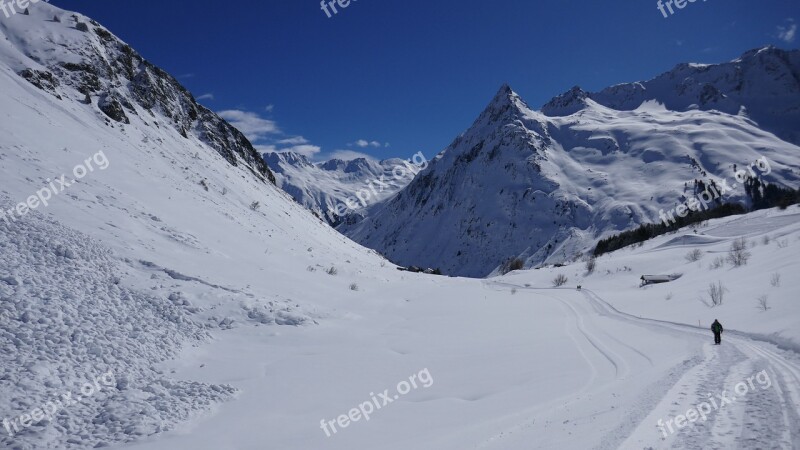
[711,319,723,345]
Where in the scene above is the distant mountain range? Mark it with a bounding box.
[335,47,800,277]
[263,152,416,225]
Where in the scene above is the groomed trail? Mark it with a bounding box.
[486,282,800,449]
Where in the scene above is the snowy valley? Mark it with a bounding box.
[0,2,798,450]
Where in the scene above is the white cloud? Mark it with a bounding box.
[254,144,278,154]
[217,109,322,160]
[277,136,309,145]
[326,149,376,161]
[218,110,280,141]
[265,104,275,113]
[776,19,797,43]
[196,93,214,101]
[352,139,387,148]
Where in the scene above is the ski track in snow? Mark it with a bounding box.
[482,282,800,449]
[585,287,800,449]
[557,297,626,380]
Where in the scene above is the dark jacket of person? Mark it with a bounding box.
[711,320,723,334]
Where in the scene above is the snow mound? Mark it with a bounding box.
[0,199,235,449]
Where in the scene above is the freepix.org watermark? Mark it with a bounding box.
[319,368,434,437]
[656,369,772,438]
[325,151,428,222]
[658,155,771,227]
[0,0,48,19]
[320,0,358,19]
[0,150,110,225]
[3,371,115,437]
[656,0,708,19]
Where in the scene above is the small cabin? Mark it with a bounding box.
[640,275,676,286]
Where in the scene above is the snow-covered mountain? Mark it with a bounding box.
[0,4,389,448]
[0,5,275,186]
[340,49,800,277]
[544,46,800,145]
[263,151,414,225]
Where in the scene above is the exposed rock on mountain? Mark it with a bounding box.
[1,8,274,183]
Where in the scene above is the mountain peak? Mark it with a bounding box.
[491,83,520,106]
[343,157,379,174]
[320,158,346,171]
[474,84,530,125]
[497,82,513,95]
[263,151,312,167]
[735,45,789,63]
[541,86,591,116]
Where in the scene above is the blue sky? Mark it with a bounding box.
[51,0,798,161]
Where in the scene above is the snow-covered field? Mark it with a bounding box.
[4,187,799,449]
[116,208,800,450]
[0,3,798,449]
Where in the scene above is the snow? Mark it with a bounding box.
[0,200,237,448]
[340,80,800,277]
[0,3,798,450]
[119,208,800,450]
[263,151,416,225]
[0,5,395,447]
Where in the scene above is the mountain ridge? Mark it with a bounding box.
[339,47,800,277]
[0,3,275,184]
[543,46,800,145]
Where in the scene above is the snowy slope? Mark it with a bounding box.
[340,52,800,277]
[264,151,414,225]
[0,3,393,448]
[501,207,800,350]
[0,201,236,448]
[497,207,800,449]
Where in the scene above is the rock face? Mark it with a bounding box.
[5,8,274,184]
[339,49,800,278]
